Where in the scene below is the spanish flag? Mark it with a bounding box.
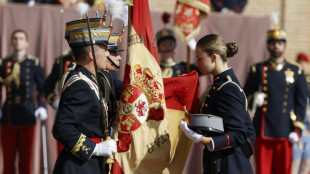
[111,0,200,173]
[111,0,169,173]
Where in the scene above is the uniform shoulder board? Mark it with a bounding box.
[27,55,40,66]
[287,60,303,75]
[62,50,71,56]
[251,61,264,73]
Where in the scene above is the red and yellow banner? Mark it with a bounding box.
[111,0,168,173]
[174,0,211,43]
[111,0,200,173]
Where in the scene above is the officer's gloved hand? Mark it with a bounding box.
[92,140,117,157]
[254,92,265,107]
[35,107,48,121]
[52,99,60,110]
[180,121,203,143]
[288,132,299,144]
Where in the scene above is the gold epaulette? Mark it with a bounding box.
[251,61,264,73]
[27,55,40,66]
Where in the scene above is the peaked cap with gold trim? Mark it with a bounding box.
[107,33,124,52]
[65,17,111,47]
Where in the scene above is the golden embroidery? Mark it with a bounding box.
[71,134,87,158]
[82,145,91,155]
[0,62,20,88]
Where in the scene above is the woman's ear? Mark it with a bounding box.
[211,53,217,62]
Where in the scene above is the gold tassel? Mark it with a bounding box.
[105,136,118,174]
[0,63,20,88]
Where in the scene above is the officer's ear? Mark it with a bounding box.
[88,49,94,60]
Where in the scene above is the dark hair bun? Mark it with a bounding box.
[226,42,238,58]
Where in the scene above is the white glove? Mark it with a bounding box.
[35,107,48,121]
[288,132,299,144]
[254,92,265,107]
[92,140,117,157]
[180,121,203,143]
[52,99,60,110]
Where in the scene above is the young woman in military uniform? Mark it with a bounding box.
[180,34,255,174]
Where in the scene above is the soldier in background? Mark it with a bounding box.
[0,29,47,174]
[291,52,310,174]
[244,29,307,174]
[211,0,248,14]
[43,50,74,154]
[156,12,198,78]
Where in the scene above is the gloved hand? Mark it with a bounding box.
[52,99,60,110]
[35,107,48,121]
[254,92,265,107]
[180,121,203,143]
[289,132,299,144]
[92,140,117,157]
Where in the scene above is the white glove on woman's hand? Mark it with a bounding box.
[35,107,48,121]
[289,132,299,144]
[92,140,117,157]
[52,99,60,110]
[180,121,203,143]
[254,92,265,107]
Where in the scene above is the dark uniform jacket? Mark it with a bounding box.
[44,51,74,106]
[160,61,199,78]
[211,0,247,13]
[53,64,107,174]
[200,68,255,174]
[244,60,307,139]
[0,55,46,125]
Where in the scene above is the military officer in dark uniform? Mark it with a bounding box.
[52,18,117,174]
[180,34,255,174]
[156,13,199,78]
[243,29,307,174]
[0,29,47,174]
[44,50,74,110]
[211,0,247,14]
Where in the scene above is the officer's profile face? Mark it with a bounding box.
[11,32,29,52]
[195,47,215,75]
[106,50,121,72]
[267,40,286,58]
[95,45,109,71]
[158,38,176,53]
